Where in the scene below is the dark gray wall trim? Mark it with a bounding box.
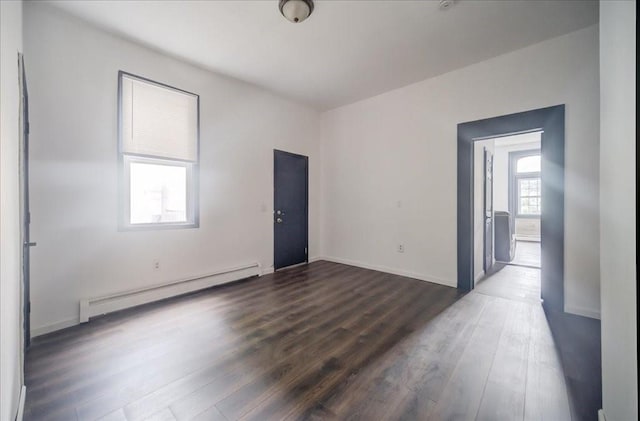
[457,105,565,312]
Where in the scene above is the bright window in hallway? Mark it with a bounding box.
[516,155,541,173]
[515,154,541,216]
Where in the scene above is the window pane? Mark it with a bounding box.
[518,177,541,215]
[130,162,187,224]
[517,155,541,173]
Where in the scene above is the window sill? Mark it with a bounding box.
[118,222,199,232]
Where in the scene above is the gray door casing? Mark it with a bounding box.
[457,105,565,312]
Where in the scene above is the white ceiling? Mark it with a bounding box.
[48,0,598,110]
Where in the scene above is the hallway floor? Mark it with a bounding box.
[476,265,602,421]
[510,240,541,268]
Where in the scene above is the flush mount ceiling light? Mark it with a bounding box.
[279,0,314,23]
[438,0,455,11]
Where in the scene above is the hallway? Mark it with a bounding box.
[510,241,541,268]
[476,265,601,421]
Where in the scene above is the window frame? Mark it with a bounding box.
[516,176,541,217]
[117,71,200,231]
[508,149,541,219]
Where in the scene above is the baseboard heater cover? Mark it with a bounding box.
[79,262,261,323]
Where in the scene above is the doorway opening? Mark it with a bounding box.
[507,146,542,269]
[472,132,542,304]
[457,105,565,312]
[474,132,542,279]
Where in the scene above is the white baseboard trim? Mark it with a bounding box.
[597,409,606,421]
[261,257,323,274]
[15,385,26,421]
[320,256,455,287]
[31,317,79,338]
[33,263,263,337]
[515,236,541,242]
[565,304,601,320]
[474,270,486,283]
[79,263,261,323]
[261,267,275,275]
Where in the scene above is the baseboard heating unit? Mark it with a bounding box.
[79,262,261,323]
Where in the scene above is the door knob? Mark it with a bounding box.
[276,218,283,223]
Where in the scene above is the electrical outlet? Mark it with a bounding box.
[398,244,404,253]
[153,260,160,270]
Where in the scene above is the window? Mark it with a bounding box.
[514,153,541,217]
[518,177,541,215]
[119,72,199,229]
[516,155,540,173]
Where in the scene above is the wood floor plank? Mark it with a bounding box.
[74,268,391,420]
[96,409,127,421]
[28,265,365,418]
[524,305,572,421]
[27,261,348,381]
[23,262,596,421]
[475,300,531,421]
[126,270,396,420]
[214,274,425,420]
[190,405,228,421]
[237,284,455,421]
[27,261,342,366]
[428,296,510,421]
[298,289,473,420]
[140,408,177,421]
[391,294,489,401]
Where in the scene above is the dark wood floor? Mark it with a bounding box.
[475,264,602,421]
[24,261,598,421]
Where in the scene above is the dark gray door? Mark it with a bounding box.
[19,54,34,349]
[484,148,494,272]
[274,150,308,270]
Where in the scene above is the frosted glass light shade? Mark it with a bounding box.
[280,0,313,23]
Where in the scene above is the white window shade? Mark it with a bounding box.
[122,75,198,161]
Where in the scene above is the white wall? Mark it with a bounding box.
[24,3,321,335]
[0,1,24,420]
[320,25,600,318]
[473,139,494,281]
[599,1,637,420]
